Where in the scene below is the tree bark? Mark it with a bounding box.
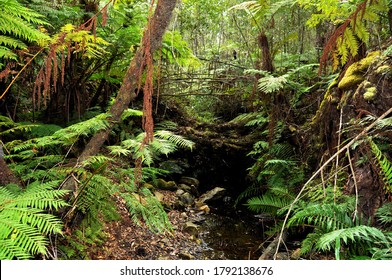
[78,0,177,162]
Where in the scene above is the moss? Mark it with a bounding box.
[363,86,377,101]
[375,65,392,75]
[338,51,381,91]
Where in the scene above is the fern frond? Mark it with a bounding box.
[258,74,289,93]
[245,191,292,215]
[229,112,260,124]
[288,202,355,231]
[0,35,27,49]
[108,145,133,157]
[316,226,389,259]
[53,113,110,142]
[0,181,67,259]
[122,188,172,233]
[235,185,262,206]
[154,130,194,151]
[154,121,179,131]
[229,0,270,19]
[343,27,358,58]
[376,202,392,225]
[369,139,392,193]
[121,108,143,120]
[245,115,269,127]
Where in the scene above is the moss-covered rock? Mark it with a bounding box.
[154,178,178,191]
[338,51,381,91]
[363,86,377,101]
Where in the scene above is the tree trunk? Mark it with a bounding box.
[257,32,274,73]
[78,0,177,162]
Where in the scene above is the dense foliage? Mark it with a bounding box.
[1,0,392,260]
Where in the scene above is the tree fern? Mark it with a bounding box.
[258,74,289,93]
[0,182,68,259]
[0,0,50,66]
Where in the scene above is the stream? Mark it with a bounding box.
[198,212,265,259]
[187,198,266,260]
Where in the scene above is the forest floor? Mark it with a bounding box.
[88,192,205,260]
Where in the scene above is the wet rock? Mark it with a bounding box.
[154,178,178,191]
[291,248,302,260]
[179,192,195,206]
[198,204,210,214]
[143,183,154,190]
[176,189,185,196]
[179,177,200,188]
[195,187,226,207]
[178,183,198,195]
[183,221,199,237]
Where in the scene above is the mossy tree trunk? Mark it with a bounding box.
[79,0,177,162]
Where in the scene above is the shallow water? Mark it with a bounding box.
[196,210,265,260]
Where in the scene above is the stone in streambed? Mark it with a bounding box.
[179,177,200,188]
[183,221,199,237]
[154,178,178,191]
[195,187,226,207]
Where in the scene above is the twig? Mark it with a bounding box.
[273,105,392,260]
[347,147,359,221]
[0,48,44,101]
[334,107,344,202]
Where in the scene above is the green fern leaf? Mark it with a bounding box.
[154,130,194,151]
[344,27,358,57]
[376,202,392,225]
[370,140,392,193]
[316,225,389,259]
[245,191,292,215]
[258,74,288,93]
[288,202,355,231]
[0,182,67,259]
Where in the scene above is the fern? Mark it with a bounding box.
[58,23,110,59]
[0,182,68,259]
[154,130,194,151]
[122,187,172,234]
[376,202,392,226]
[246,189,294,216]
[0,0,50,66]
[369,139,392,193]
[109,129,194,166]
[316,226,389,260]
[285,199,392,259]
[288,202,356,231]
[258,74,289,93]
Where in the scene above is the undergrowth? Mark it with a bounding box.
[0,111,193,259]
